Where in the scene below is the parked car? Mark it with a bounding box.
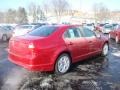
[31,22,48,26]
[0,25,13,41]
[109,25,120,43]
[102,24,114,34]
[8,25,109,74]
[95,23,105,32]
[12,24,41,37]
[112,23,118,28]
[84,23,95,31]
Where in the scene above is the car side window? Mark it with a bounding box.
[64,30,71,38]
[64,28,81,38]
[82,28,96,37]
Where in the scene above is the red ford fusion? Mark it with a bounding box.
[109,25,120,43]
[8,25,109,74]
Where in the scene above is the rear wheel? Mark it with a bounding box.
[2,35,7,41]
[101,43,109,56]
[55,54,71,74]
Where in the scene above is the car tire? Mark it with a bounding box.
[115,36,119,43]
[55,53,71,74]
[2,35,7,42]
[101,43,109,56]
[108,34,111,39]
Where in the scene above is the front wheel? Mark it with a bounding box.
[55,54,71,74]
[101,43,109,56]
[115,36,119,43]
[108,34,111,39]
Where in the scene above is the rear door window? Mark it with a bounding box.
[64,27,82,38]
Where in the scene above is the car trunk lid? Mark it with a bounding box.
[9,35,45,56]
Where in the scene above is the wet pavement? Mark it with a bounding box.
[0,39,120,90]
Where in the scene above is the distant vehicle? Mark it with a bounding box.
[31,23,48,26]
[0,26,13,41]
[109,25,120,43]
[84,23,95,31]
[3,25,15,30]
[102,24,114,34]
[112,23,118,27]
[12,24,41,37]
[95,23,106,32]
[8,25,109,74]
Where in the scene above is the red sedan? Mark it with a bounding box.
[8,25,109,74]
[109,25,120,43]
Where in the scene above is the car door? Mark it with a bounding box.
[64,27,89,62]
[81,28,102,55]
[110,26,117,38]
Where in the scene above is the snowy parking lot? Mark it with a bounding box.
[0,39,120,90]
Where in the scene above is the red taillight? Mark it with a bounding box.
[28,43,35,51]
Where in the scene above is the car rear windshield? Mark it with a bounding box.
[28,26,57,37]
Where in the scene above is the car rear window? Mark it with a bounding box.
[28,26,57,37]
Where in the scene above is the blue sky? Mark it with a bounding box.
[0,0,119,11]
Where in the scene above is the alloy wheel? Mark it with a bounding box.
[115,36,119,43]
[55,54,71,74]
[102,44,109,56]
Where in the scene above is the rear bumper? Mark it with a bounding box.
[8,51,54,71]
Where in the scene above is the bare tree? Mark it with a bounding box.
[93,3,110,23]
[42,1,49,16]
[28,2,46,22]
[17,7,28,24]
[28,2,38,22]
[5,9,17,23]
[0,12,5,23]
[51,0,69,23]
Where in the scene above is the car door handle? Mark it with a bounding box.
[88,41,92,43]
[68,42,73,45]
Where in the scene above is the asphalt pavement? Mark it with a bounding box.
[0,39,120,90]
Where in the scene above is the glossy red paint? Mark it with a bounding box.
[109,25,120,42]
[8,25,108,71]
